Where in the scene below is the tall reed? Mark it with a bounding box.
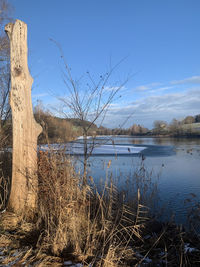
[36,150,147,265]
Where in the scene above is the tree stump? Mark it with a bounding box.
[5,20,42,215]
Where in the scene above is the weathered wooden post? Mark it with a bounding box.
[5,20,42,215]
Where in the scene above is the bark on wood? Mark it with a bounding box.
[5,20,42,214]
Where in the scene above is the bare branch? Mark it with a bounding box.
[51,39,131,185]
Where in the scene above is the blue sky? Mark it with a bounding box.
[10,0,200,128]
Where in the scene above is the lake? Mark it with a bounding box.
[41,135,200,228]
[69,136,200,228]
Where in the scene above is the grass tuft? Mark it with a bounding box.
[0,149,200,266]
[36,150,146,265]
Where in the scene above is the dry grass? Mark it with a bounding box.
[1,149,200,266]
[35,150,146,266]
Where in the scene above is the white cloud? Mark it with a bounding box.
[102,88,200,129]
[171,76,200,85]
[135,85,149,91]
[104,86,126,92]
[135,82,162,91]
[149,86,174,94]
[48,75,200,129]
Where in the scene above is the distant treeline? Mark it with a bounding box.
[152,114,200,137]
[1,108,200,148]
[96,124,149,136]
[95,114,200,137]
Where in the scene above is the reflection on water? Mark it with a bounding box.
[129,136,200,146]
[131,138,145,145]
[74,136,200,228]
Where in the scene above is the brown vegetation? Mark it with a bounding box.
[1,150,200,266]
[34,106,75,143]
[36,151,147,265]
[34,102,101,144]
[0,150,147,266]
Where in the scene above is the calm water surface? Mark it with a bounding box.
[74,136,200,226]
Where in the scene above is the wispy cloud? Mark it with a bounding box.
[135,82,162,91]
[171,76,200,85]
[104,86,126,92]
[48,75,200,129]
[102,88,200,128]
[148,86,174,94]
